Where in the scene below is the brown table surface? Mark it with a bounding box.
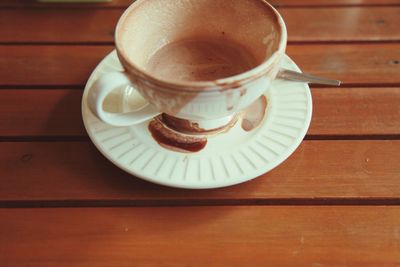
[1,0,400,266]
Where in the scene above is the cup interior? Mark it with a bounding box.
[116,0,284,80]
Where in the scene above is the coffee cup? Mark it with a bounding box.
[88,0,287,133]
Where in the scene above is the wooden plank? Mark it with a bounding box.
[1,88,399,137]
[0,90,85,137]
[281,7,400,42]
[0,141,399,202]
[1,0,399,8]
[0,45,113,86]
[1,7,399,43]
[0,0,134,8]
[310,88,400,136]
[287,44,400,86]
[1,206,400,266]
[271,0,400,6]
[0,9,123,43]
[0,44,399,86]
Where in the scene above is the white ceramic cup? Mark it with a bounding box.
[88,0,287,131]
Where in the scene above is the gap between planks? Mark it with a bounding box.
[2,198,400,208]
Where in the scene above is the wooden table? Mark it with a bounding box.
[1,0,400,265]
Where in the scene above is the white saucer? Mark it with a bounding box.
[82,50,312,189]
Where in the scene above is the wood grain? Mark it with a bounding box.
[1,7,399,43]
[0,141,399,202]
[0,9,122,43]
[1,206,400,266]
[0,45,113,86]
[0,90,85,137]
[281,7,400,42]
[1,88,399,137]
[0,0,133,7]
[310,88,400,136]
[271,0,400,6]
[1,44,399,86]
[287,44,400,86]
[1,0,399,7]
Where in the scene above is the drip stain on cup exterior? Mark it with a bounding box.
[148,117,207,153]
[148,114,238,153]
[161,114,206,134]
[148,96,268,153]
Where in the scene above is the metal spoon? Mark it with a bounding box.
[277,68,341,86]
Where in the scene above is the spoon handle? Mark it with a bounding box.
[277,68,341,86]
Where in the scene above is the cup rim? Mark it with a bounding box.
[115,0,287,92]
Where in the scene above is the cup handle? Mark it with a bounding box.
[87,71,161,127]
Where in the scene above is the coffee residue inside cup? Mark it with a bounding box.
[146,37,258,82]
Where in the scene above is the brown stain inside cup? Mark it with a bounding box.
[138,36,260,116]
[146,37,258,83]
[241,95,268,132]
[148,117,207,153]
